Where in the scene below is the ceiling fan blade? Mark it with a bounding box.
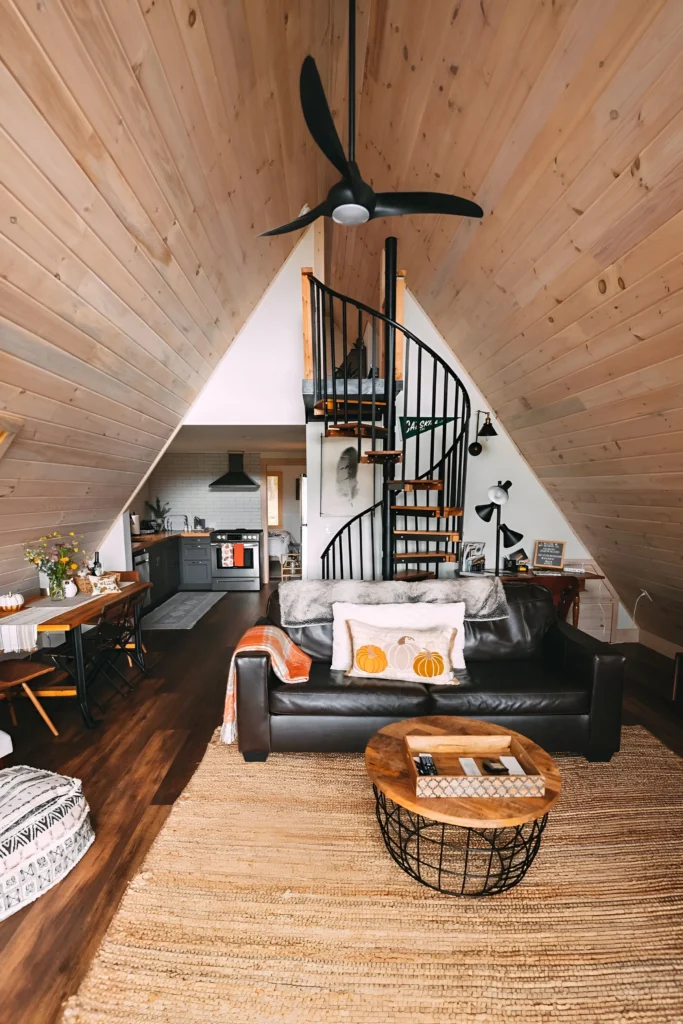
[373,191,484,219]
[258,201,330,237]
[300,56,350,178]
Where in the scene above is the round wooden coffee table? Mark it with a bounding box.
[365,716,561,897]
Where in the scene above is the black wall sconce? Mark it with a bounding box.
[475,480,524,576]
[468,411,498,456]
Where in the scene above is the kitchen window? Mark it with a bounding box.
[266,472,283,528]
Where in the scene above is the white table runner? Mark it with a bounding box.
[0,584,134,653]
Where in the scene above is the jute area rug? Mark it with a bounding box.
[62,727,682,1024]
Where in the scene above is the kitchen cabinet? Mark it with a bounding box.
[180,537,212,591]
[144,538,180,609]
[133,534,211,606]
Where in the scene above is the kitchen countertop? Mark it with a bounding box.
[132,531,211,553]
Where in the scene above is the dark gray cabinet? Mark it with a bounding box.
[180,537,212,591]
[144,538,181,610]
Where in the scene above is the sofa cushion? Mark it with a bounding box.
[270,583,558,664]
[428,659,590,716]
[464,584,556,661]
[269,662,431,716]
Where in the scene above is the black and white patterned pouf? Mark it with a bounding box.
[0,765,95,920]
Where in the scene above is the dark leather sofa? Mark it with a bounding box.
[235,582,625,762]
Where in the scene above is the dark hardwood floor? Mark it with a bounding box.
[0,595,680,1023]
[0,587,272,1024]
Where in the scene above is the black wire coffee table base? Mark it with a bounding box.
[374,786,548,897]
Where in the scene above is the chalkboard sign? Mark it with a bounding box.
[533,540,566,570]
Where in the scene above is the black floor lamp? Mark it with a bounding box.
[475,480,523,576]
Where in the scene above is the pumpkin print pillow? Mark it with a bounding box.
[346,620,458,685]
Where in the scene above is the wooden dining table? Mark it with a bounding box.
[0,580,152,728]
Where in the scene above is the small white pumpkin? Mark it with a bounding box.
[0,591,25,611]
[385,634,420,671]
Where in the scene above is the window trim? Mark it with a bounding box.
[266,471,283,529]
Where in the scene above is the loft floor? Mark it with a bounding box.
[0,591,680,1024]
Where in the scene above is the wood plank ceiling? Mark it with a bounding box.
[325,0,683,647]
[0,0,336,594]
[1,0,682,646]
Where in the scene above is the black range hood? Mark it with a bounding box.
[209,452,259,492]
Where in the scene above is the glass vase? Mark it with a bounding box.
[48,578,66,601]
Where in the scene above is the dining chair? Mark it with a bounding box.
[49,596,134,703]
[0,660,65,737]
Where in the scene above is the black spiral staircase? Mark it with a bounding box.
[308,238,471,581]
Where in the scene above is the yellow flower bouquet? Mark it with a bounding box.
[24,532,85,601]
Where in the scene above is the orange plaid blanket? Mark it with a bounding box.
[221,625,312,743]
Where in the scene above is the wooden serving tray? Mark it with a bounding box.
[404,733,546,799]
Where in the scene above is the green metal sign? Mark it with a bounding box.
[400,416,456,439]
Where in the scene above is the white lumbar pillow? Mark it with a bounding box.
[331,601,466,672]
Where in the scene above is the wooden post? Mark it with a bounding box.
[395,270,405,380]
[301,268,313,381]
[379,257,405,380]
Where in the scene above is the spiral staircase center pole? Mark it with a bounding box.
[382,236,398,581]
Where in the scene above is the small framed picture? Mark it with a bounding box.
[533,540,566,570]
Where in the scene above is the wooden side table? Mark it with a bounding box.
[366,716,561,896]
[500,571,604,627]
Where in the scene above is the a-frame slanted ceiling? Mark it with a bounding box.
[0,0,330,592]
[324,0,683,646]
[2,1,683,647]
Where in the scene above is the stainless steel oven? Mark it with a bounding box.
[210,530,262,591]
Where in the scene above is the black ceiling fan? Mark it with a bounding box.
[260,0,484,237]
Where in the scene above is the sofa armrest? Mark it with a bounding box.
[235,652,272,757]
[543,621,625,759]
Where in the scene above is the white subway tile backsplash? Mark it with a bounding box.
[145,453,262,530]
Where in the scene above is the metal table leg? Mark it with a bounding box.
[373,787,547,896]
[133,602,146,673]
[71,625,98,728]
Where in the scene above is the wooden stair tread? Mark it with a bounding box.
[326,423,388,438]
[391,505,463,517]
[393,570,436,581]
[393,552,458,562]
[394,530,460,541]
[388,479,443,491]
[360,449,402,464]
[315,398,387,411]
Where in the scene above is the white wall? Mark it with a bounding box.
[402,292,591,569]
[305,422,382,579]
[145,452,262,530]
[184,229,314,426]
[98,512,133,572]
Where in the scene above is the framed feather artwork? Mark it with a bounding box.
[319,437,376,517]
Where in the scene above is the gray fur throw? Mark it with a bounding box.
[278,577,509,627]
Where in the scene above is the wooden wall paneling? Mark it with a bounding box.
[423,0,671,338]
[13,0,229,338]
[0,131,214,387]
[0,196,202,406]
[0,69,216,364]
[480,205,683,398]
[1,0,682,643]
[1,1,222,346]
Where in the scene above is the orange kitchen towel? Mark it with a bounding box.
[221,625,311,743]
[233,542,245,567]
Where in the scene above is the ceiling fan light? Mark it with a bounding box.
[332,203,370,226]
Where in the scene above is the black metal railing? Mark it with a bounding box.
[313,271,470,580]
